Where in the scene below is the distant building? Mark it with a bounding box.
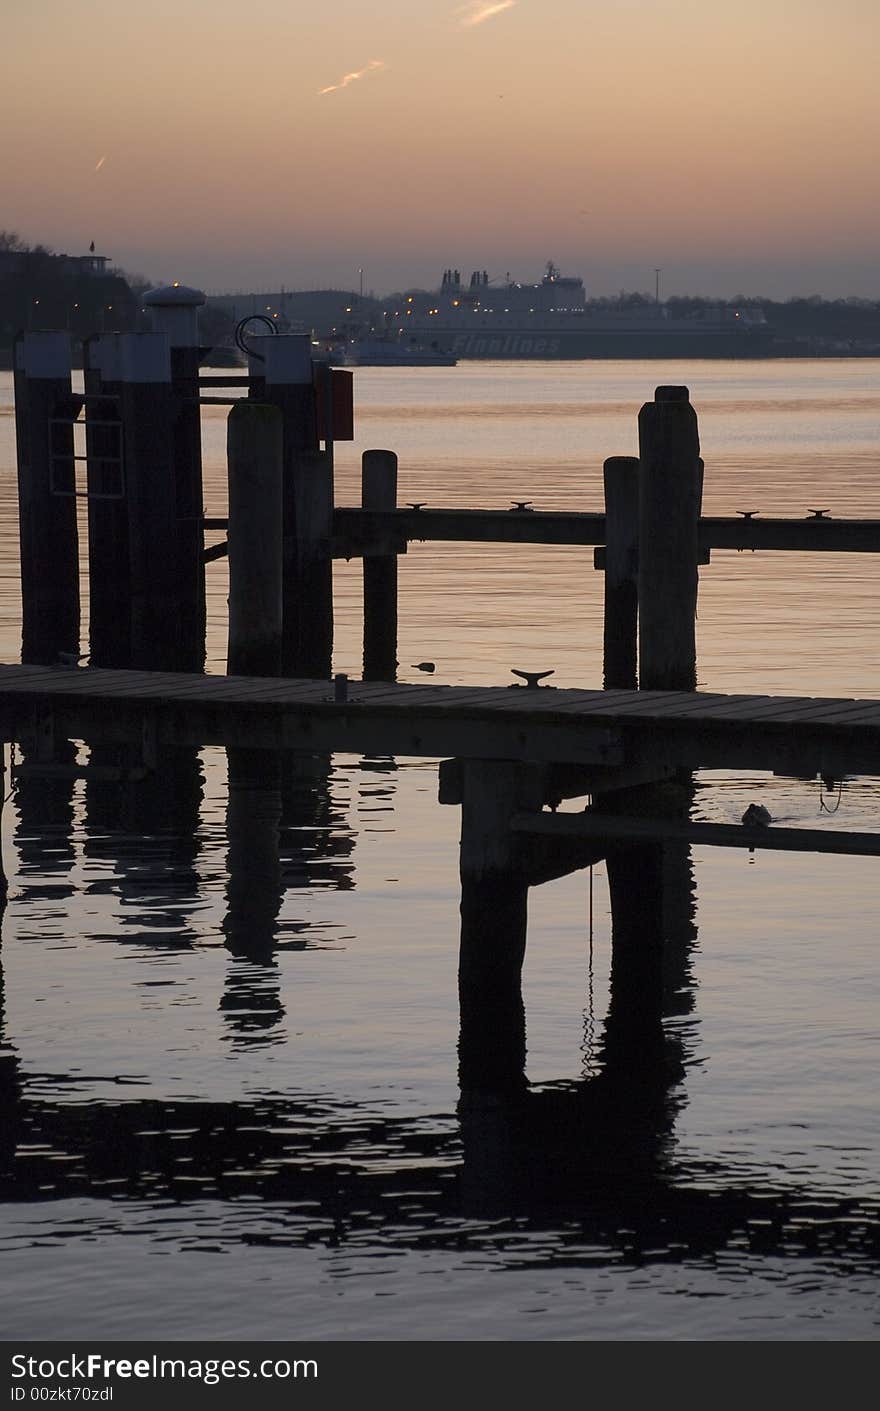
[0,246,140,363]
[58,251,111,277]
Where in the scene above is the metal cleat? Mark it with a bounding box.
[510,669,555,689]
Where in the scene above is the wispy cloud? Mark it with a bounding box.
[318,58,386,96]
[94,155,106,172]
[455,1,516,27]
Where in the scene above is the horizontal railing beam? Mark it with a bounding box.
[511,810,880,856]
[204,507,880,555]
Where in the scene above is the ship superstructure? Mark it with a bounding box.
[381,262,772,359]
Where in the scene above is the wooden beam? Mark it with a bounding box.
[510,810,880,856]
[203,506,880,555]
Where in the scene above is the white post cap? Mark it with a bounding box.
[248,333,313,385]
[119,331,171,383]
[143,283,206,347]
[15,331,73,379]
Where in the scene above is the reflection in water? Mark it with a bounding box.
[12,739,78,900]
[219,956,286,1049]
[0,914,22,1183]
[279,753,356,896]
[83,743,205,949]
[1,1069,878,1274]
[224,750,356,961]
[457,805,697,1214]
[224,748,282,959]
[0,749,878,1305]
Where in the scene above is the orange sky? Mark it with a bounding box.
[3,0,879,297]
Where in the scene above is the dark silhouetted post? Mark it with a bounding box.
[226,402,283,677]
[362,449,398,681]
[602,454,639,690]
[249,335,332,678]
[144,284,207,670]
[638,386,701,691]
[119,332,180,670]
[84,334,130,667]
[13,332,80,665]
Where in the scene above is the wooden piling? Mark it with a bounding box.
[250,335,332,679]
[226,401,283,677]
[84,334,131,667]
[602,455,639,690]
[144,285,207,671]
[362,449,399,681]
[118,333,181,671]
[13,332,80,665]
[638,386,702,691]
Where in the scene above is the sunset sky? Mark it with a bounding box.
[3,0,879,298]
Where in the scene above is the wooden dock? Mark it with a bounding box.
[2,663,880,780]
[8,335,880,1109]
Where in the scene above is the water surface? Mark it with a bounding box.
[0,359,878,1340]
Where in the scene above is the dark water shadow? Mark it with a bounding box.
[2,767,877,1280]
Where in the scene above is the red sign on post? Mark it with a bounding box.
[314,366,354,441]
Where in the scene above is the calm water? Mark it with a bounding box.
[0,359,878,1341]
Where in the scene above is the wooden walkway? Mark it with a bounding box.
[2,664,880,778]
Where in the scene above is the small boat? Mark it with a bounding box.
[330,335,457,368]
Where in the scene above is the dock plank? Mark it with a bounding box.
[2,665,880,773]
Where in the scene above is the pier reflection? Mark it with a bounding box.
[219,955,286,1049]
[0,917,22,1185]
[2,813,877,1277]
[12,738,78,900]
[457,829,697,1213]
[1,1062,877,1274]
[2,751,877,1285]
[224,750,356,960]
[83,742,205,949]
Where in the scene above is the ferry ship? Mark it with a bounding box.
[327,334,457,367]
[383,263,773,359]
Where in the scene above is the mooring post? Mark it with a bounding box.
[118,332,180,671]
[638,386,701,691]
[458,761,541,1094]
[226,401,283,677]
[144,284,207,670]
[84,334,131,667]
[13,331,80,665]
[362,449,399,681]
[250,335,332,678]
[602,454,640,690]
